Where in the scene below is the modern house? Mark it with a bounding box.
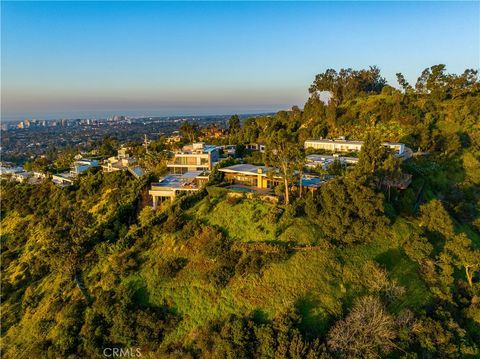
[29,171,48,184]
[221,145,237,156]
[52,172,76,187]
[304,139,405,155]
[32,171,48,180]
[102,148,144,178]
[149,171,209,208]
[199,126,227,140]
[165,133,183,144]
[11,171,32,183]
[219,164,326,192]
[72,158,99,174]
[167,142,219,174]
[0,165,25,176]
[219,164,280,189]
[306,154,359,169]
[246,142,266,153]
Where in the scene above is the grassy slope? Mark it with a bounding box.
[129,196,431,345]
[0,191,431,352]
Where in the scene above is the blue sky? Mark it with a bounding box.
[1,1,479,120]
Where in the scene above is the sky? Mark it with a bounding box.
[1,1,479,120]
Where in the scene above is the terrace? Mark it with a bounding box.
[149,171,209,208]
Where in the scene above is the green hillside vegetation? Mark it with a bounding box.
[1,65,480,358]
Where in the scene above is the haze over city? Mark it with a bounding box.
[1,1,479,120]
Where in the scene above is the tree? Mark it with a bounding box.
[309,66,386,104]
[316,176,388,244]
[264,129,301,205]
[98,136,118,157]
[209,157,236,184]
[415,64,452,100]
[23,161,33,171]
[228,115,241,134]
[419,200,455,239]
[327,159,345,176]
[443,233,479,287]
[235,144,246,158]
[179,121,199,143]
[396,72,413,93]
[380,154,403,201]
[296,150,306,198]
[140,151,168,176]
[328,296,396,358]
[354,131,389,186]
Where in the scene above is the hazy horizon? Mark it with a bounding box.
[0,108,279,122]
[2,1,479,121]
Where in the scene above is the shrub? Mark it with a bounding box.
[138,206,155,227]
[328,296,396,358]
[235,250,266,275]
[158,257,188,278]
[226,195,243,205]
[163,211,186,233]
[206,186,228,198]
[267,206,283,223]
[207,264,236,288]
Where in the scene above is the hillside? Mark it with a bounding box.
[1,173,478,358]
[1,65,480,358]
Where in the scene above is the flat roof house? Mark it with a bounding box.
[165,133,183,144]
[72,158,99,175]
[245,142,266,153]
[219,164,278,189]
[149,171,209,208]
[167,142,219,174]
[219,164,327,192]
[304,139,405,155]
[52,172,76,187]
[11,171,32,183]
[102,148,144,178]
[221,145,237,156]
[306,154,359,169]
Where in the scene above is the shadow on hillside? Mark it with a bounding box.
[295,294,331,339]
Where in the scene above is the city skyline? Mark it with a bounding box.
[2,1,479,120]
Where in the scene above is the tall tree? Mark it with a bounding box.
[354,131,389,186]
[179,121,199,143]
[264,129,301,205]
[309,66,386,104]
[228,115,241,134]
[396,72,413,93]
[443,233,480,287]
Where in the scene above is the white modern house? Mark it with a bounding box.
[167,142,219,174]
[52,172,76,187]
[304,139,405,155]
[149,171,209,208]
[11,171,32,183]
[101,148,144,178]
[245,142,266,153]
[306,154,359,169]
[72,158,99,174]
